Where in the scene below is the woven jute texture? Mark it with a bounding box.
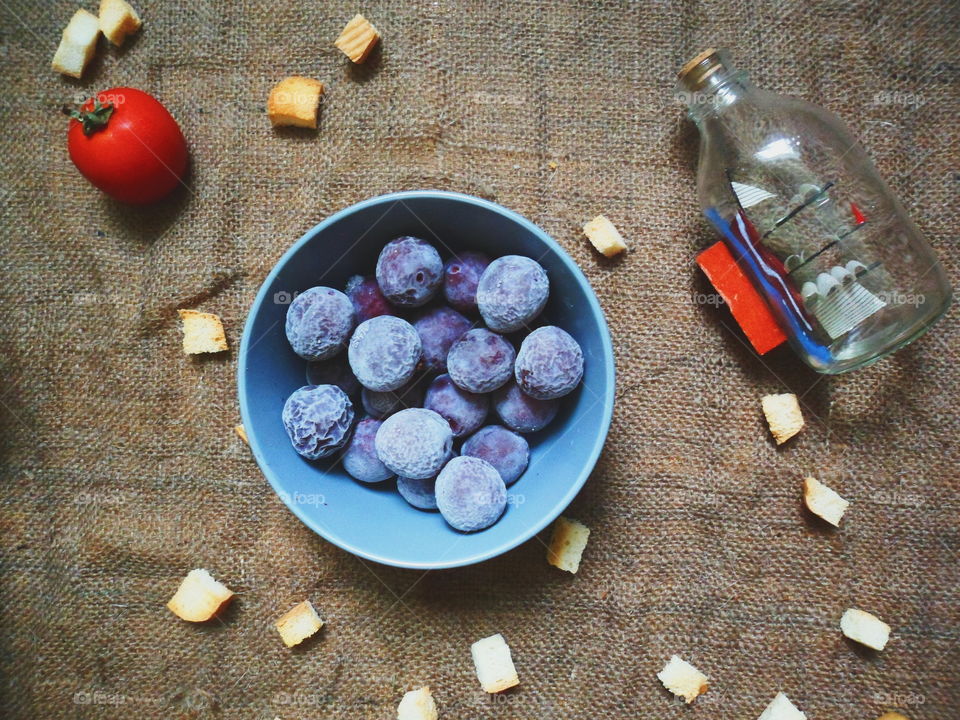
[1,1,958,718]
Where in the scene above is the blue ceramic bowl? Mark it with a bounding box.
[238,191,614,569]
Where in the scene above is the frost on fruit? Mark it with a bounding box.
[423,374,488,438]
[375,236,442,308]
[476,255,549,332]
[461,425,528,485]
[435,456,506,532]
[284,286,354,362]
[375,408,452,480]
[348,316,422,392]
[397,475,439,510]
[414,305,472,372]
[447,328,516,394]
[282,385,355,460]
[515,325,584,400]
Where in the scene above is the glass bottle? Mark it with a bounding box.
[677,49,952,373]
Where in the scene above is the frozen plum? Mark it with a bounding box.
[423,374,488,438]
[515,326,584,399]
[397,475,439,511]
[375,236,443,308]
[435,456,507,532]
[375,408,453,480]
[306,354,361,398]
[443,251,490,314]
[461,425,529,485]
[492,380,559,433]
[342,418,393,483]
[476,255,549,332]
[413,306,472,372]
[345,274,393,323]
[446,328,516,394]
[361,377,425,419]
[285,286,355,361]
[282,384,355,460]
[348,315,422,392]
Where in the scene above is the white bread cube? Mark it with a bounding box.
[583,215,628,258]
[267,76,324,129]
[234,424,248,443]
[840,608,891,650]
[876,713,909,720]
[758,692,807,720]
[167,569,234,622]
[334,14,380,63]
[657,655,708,703]
[471,633,519,693]
[99,0,141,46]
[397,686,438,720]
[178,309,228,354]
[52,9,101,78]
[546,516,590,573]
[803,476,849,526]
[761,393,804,444]
[275,600,324,647]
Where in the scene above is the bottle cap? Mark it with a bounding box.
[678,48,725,91]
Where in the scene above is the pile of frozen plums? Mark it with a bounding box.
[281,236,584,532]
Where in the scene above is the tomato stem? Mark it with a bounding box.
[63,97,115,137]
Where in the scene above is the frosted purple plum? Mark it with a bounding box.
[282,384,355,460]
[461,425,529,485]
[492,380,559,433]
[342,418,393,483]
[446,328,516,394]
[375,236,443,307]
[375,408,453,479]
[515,325,584,400]
[443,251,490,314]
[476,255,549,332]
[285,286,355,361]
[435,456,507,532]
[397,475,439,510]
[413,306,472,372]
[345,274,393,323]
[348,315,422,392]
[423,373,488,438]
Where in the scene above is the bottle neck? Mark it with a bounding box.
[682,72,752,124]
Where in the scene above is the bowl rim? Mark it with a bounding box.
[238,190,615,569]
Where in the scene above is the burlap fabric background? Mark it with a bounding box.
[1,1,957,718]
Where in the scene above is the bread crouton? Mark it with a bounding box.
[657,655,708,703]
[52,9,100,78]
[99,0,141,46]
[397,686,438,720]
[761,393,804,444]
[758,692,807,720]
[803,476,849,526]
[275,600,324,647]
[167,569,234,622]
[471,633,519,693]
[267,76,324,129]
[840,608,891,650]
[546,516,590,573]
[178,309,228,354]
[583,215,628,258]
[334,14,380,63]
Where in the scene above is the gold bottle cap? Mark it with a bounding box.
[677,48,725,91]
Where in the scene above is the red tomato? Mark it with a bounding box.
[67,87,188,205]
